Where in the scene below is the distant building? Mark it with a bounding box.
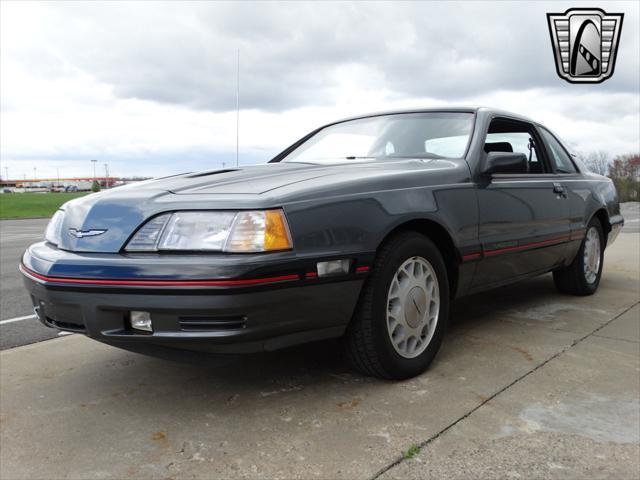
[0,177,120,192]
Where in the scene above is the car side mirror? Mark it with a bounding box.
[482,152,528,175]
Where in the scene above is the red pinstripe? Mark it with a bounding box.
[20,265,299,287]
[462,235,572,262]
[484,235,571,257]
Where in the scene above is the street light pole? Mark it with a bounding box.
[91,159,97,182]
[3,167,8,181]
[104,163,109,188]
[236,47,240,168]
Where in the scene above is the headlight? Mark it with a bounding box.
[125,209,293,253]
[45,210,65,245]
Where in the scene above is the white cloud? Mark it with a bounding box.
[1,1,638,180]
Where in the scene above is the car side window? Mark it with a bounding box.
[538,127,577,174]
[485,132,539,162]
[484,119,549,174]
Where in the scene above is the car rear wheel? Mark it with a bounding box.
[553,217,604,296]
[344,232,449,380]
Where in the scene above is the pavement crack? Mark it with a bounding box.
[370,301,640,480]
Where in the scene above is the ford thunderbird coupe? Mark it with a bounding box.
[21,107,623,379]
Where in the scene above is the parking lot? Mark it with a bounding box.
[0,218,58,350]
[1,206,639,479]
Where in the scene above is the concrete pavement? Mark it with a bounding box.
[621,201,640,233]
[379,304,640,480]
[1,232,638,479]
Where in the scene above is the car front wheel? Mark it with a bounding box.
[345,232,449,380]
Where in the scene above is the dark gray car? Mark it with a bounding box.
[21,107,623,379]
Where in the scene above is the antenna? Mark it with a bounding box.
[235,48,240,168]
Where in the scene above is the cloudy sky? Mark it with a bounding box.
[1,1,638,180]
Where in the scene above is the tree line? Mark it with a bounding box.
[579,152,640,202]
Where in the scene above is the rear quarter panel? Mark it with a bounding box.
[566,174,620,229]
[564,172,622,261]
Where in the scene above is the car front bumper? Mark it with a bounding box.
[21,242,370,354]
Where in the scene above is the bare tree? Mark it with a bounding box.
[580,151,610,176]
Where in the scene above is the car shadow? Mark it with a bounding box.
[450,273,561,329]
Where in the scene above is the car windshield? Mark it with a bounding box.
[281,112,474,163]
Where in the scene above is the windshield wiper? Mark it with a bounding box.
[387,154,445,159]
[342,154,446,160]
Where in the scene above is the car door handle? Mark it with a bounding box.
[553,183,567,197]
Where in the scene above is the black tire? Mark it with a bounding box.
[553,218,604,296]
[344,231,450,380]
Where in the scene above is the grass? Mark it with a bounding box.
[403,443,421,459]
[0,192,89,220]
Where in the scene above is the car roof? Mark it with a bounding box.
[331,107,536,125]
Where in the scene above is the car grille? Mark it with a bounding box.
[45,316,87,333]
[178,315,247,331]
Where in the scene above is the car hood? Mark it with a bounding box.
[53,159,460,253]
[151,162,335,195]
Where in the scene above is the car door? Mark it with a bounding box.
[471,118,571,288]
[537,126,587,263]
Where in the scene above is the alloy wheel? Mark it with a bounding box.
[386,256,440,359]
[583,226,601,284]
